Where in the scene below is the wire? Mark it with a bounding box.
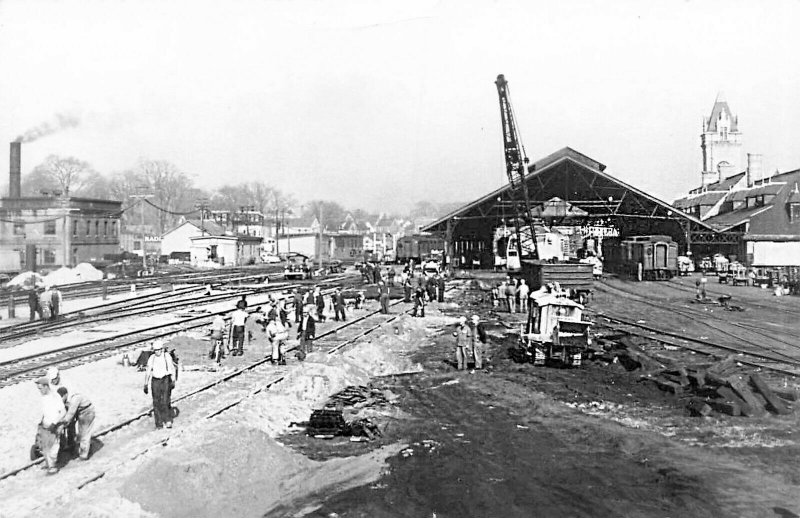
[143,198,200,216]
[0,199,141,224]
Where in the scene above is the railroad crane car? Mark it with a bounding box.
[601,235,679,280]
[395,235,445,264]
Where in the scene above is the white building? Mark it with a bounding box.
[189,234,262,267]
[161,220,226,257]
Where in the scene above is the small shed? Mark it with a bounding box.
[190,235,262,266]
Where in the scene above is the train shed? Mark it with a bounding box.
[423,147,737,268]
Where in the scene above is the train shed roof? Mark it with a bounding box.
[422,147,718,242]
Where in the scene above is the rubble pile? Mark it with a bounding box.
[597,336,797,418]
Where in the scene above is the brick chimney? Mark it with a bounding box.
[9,142,21,198]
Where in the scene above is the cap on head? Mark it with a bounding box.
[458,316,467,324]
[35,376,50,386]
[47,367,59,381]
[471,315,480,324]
[152,340,165,351]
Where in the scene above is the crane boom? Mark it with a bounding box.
[495,74,539,262]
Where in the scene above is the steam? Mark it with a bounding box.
[15,113,80,143]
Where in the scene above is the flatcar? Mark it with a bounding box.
[601,235,679,281]
[395,234,445,264]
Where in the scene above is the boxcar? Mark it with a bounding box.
[330,235,364,263]
[601,235,679,281]
[395,235,445,264]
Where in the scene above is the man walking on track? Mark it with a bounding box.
[230,304,248,356]
[333,287,347,321]
[143,340,177,429]
[379,281,390,314]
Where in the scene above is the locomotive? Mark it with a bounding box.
[601,235,679,281]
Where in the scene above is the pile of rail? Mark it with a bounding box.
[596,336,798,418]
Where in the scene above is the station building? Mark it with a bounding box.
[0,142,122,272]
[423,147,728,269]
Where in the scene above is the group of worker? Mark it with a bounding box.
[34,367,95,475]
[493,278,530,313]
[453,314,487,372]
[28,285,63,322]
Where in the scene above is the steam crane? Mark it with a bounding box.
[495,74,539,265]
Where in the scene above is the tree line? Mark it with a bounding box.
[20,154,463,234]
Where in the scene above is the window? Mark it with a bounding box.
[72,220,78,236]
[86,220,91,235]
[44,220,56,235]
[133,240,142,251]
[43,249,56,264]
[788,203,800,223]
[13,222,24,235]
[112,221,117,236]
[104,221,108,236]
[95,221,99,235]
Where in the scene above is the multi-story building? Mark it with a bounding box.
[0,142,122,272]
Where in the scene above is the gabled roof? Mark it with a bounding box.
[674,191,728,209]
[728,182,786,202]
[706,93,738,132]
[164,219,226,237]
[423,147,715,237]
[703,205,772,232]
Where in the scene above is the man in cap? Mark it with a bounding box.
[469,315,486,371]
[47,367,65,393]
[378,281,390,314]
[296,304,316,361]
[293,289,304,324]
[207,314,227,362]
[453,316,471,371]
[35,376,65,474]
[143,340,177,429]
[57,387,95,460]
[333,287,346,322]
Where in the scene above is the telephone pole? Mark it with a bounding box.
[129,193,154,269]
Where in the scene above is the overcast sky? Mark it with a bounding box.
[1,0,799,214]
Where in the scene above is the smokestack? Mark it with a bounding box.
[9,142,21,198]
[746,153,763,188]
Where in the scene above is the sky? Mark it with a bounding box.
[1,0,800,214]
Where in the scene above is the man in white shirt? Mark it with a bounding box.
[143,340,177,429]
[230,306,249,356]
[266,314,288,365]
[517,279,530,314]
[36,376,65,474]
[208,314,227,362]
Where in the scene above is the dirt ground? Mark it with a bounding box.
[3,275,799,517]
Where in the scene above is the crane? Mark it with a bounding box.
[495,74,539,266]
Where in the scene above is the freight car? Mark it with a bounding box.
[330,235,364,263]
[395,235,445,264]
[601,235,679,281]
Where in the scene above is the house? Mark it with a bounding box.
[120,224,161,258]
[161,220,226,258]
[189,234,262,267]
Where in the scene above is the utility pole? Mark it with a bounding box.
[195,197,210,236]
[130,193,154,270]
[317,204,324,270]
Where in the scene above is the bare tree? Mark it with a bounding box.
[136,159,195,233]
[23,155,95,196]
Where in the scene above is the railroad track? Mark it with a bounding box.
[0,294,417,484]
[591,281,800,377]
[653,277,800,317]
[0,275,352,387]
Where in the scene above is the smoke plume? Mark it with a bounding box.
[15,113,80,143]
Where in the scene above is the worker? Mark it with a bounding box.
[313,286,326,322]
[470,315,486,371]
[277,297,290,328]
[437,273,446,303]
[266,313,288,365]
[35,376,65,475]
[387,267,396,287]
[293,289,303,324]
[57,387,95,461]
[51,286,62,321]
[296,304,316,361]
[143,340,176,429]
[379,281,390,314]
[453,316,471,371]
[696,274,707,300]
[230,303,249,356]
[39,287,52,321]
[237,294,248,310]
[412,286,426,317]
[505,280,516,313]
[333,287,346,322]
[208,314,227,362]
[517,279,530,313]
[402,270,413,303]
[28,288,39,322]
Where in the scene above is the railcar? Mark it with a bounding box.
[395,235,445,264]
[601,235,679,281]
[330,235,365,263]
